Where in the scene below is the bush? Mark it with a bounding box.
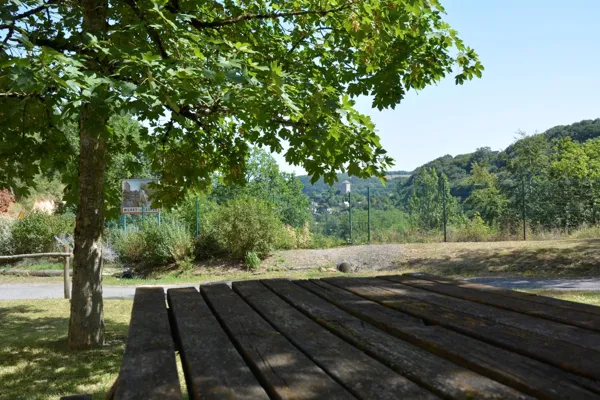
[0,216,14,255]
[213,197,282,259]
[568,224,600,240]
[142,221,193,265]
[110,221,193,265]
[448,214,494,242]
[110,228,146,263]
[245,251,261,270]
[275,225,297,250]
[11,212,75,254]
[309,233,345,249]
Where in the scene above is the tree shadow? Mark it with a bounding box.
[0,302,130,400]
[394,240,600,278]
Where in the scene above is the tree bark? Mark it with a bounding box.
[68,0,109,350]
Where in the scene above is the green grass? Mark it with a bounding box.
[0,299,132,400]
[13,262,63,271]
[523,290,600,307]
[0,260,63,271]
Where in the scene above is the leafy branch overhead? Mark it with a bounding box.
[1,0,483,206]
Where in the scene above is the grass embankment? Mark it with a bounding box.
[1,290,599,399]
[392,239,600,278]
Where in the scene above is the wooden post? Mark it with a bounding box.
[64,245,71,300]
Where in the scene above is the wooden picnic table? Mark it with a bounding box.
[110,274,600,399]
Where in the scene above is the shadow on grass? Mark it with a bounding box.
[395,239,600,277]
[0,301,131,400]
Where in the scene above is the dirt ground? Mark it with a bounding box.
[264,239,600,278]
[262,244,404,272]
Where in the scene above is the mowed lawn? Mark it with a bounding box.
[0,299,132,400]
[1,290,600,399]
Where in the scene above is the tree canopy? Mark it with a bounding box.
[1,0,482,349]
[2,0,482,201]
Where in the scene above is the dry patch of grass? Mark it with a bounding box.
[0,299,132,400]
[393,239,600,278]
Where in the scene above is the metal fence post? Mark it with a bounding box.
[522,176,527,241]
[142,204,145,221]
[122,213,126,231]
[157,212,161,225]
[442,179,447,243]
[367,187,371,244]
[349,192,352,244]
[195,196,200,239]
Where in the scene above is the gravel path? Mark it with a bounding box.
[263,244,405,271]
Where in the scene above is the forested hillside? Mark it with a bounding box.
[302,118,600,237]
[301,118,600,202]
[405,118,600,202]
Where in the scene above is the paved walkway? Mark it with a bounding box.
[0,283,199,300]
[1,277,599,300]
[467,277,600,291]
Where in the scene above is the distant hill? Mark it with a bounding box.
[299,118,600,207]
[403,118,600,202]
[297,170,412,197]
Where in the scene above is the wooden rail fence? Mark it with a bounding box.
[0,247,72,299]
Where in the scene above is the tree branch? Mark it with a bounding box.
[0,22,79,52]
[191,3,353,30]
[9,0,61,22]
[0,92,32,98]
[123,0,169,59]
[29,35,79,52]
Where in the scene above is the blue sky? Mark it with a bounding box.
[275,0,600,175]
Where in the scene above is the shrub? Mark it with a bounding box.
[275,224,312,250]
[110,220,193,265]
[568,224,600,240]
[449,213,493,242]
[275,225,297,250]
[245,251,261,270]
[11,212,75,254]
[213,197,282,259]
[295,224,311,248]
[110,227,146,263]
[194,230,227,260]
[309,233,345,249]
[0,216,14,255]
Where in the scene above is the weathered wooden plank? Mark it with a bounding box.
[0,252,71,260]
[389,275,600,332]
[114,287,182,400]
[381,275,600,350]
[262,279,530,400]
[324,277,600,381]
[233,280,436,400]
[167,287,269,399]
[301,279,600,399]
[200,283,353,400]
[404,273,600,317]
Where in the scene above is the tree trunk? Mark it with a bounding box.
[68,0,109,350]
[68,102,109,349]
